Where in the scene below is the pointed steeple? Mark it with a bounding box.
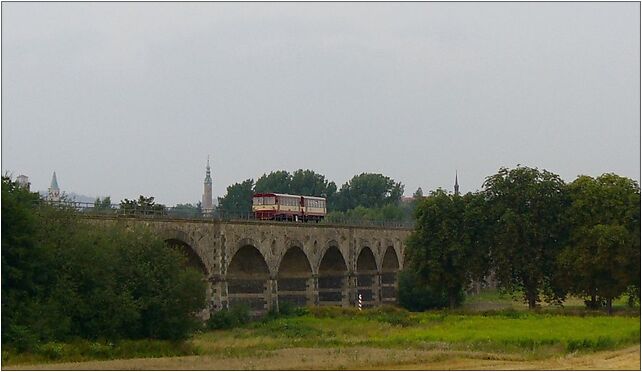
[48,171,61,202]
[50,171,59,190]
[454,171,460,196]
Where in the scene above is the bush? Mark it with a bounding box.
[207,305,250,330]
[398,270,463,311]
[307,306,359,318]
[2,177,207,347]
[363,305,418,327]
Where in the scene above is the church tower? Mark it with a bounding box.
[202,156,213,214]
[48,171,61,202]
[454,171,460,196]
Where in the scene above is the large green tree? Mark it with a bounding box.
[218,179,254,216]
[2,177,49,349]
[2,177,206,348]
[254,169,337,200]
[558,174,640,313]
[334,173,404,211]
[254,171,291,194]
[290,169,337,199]
[483,166,569,309]
[405,189,476,308]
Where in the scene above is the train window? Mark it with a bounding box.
[253,197,261,205]
[266,197,275,205]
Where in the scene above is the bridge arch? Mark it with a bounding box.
[226,243,271,315]
[380,246,400,304]
[276,244,314,308]
[356,246,379,307]
[160,229,209,276]
[317,242,349,306]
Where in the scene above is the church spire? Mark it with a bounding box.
[48,171,61,202]
[50,171,59,190]
[454,171,460,196]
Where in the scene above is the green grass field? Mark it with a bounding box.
[4,305,640,369]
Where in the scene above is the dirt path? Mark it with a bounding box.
[8,345,640,370]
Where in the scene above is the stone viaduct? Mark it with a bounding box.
[85,216,412,317]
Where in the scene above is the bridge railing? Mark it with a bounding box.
[36,200,414,229]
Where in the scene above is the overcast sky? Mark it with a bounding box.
[2,2,639,205]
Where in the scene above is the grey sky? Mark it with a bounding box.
[2,2,639,206]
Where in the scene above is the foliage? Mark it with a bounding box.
[254,171,291,194]
[405,189,483,308]
[324,203,410,224]
[482,166,569,308]
[254,169,338,200]
[398,270,458,311]
[290,169,337,199]
[2,177,50,351]
[93,196,113,213]
[558,174,640,314]
[206,305,251,330]
[4,307,640,366]
[2,338,200,366]
[170,203,202,218]
[2,177,206,350]
[119,195,166,216]
[333,173,404,211]
[217,179,254,216]
[221,170,404,219]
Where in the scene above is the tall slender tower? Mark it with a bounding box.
[202,156,213,214]
[454,171,460,196]
[48,171,61,202]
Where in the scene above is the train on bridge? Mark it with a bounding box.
[252,193,326,222]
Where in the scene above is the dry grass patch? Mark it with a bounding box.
[8,345,639,370]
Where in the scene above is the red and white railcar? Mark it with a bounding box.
[252,193,326,222]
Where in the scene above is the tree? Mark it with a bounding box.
[2,177,206,348]
[398,270,454,311]
[405,189,473,308]
[290,169,337,199]
[170,203,201,218]
[558,174,640,314]
[461,191,492,287]
[2,176,48,349]
[334,173,404,211]
[93,196,113,213]
[254,171,291,194]
[218,179,254,217]
[119,196,166,216]
[482,166,569,309]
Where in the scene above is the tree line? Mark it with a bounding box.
[402,166,640,314]
[218,169,412,221]
[2,177,206,351]
[102,169,413,221]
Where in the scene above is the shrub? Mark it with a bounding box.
[2,177,207,347]
[207,305,250,330]
[398,270,462,311]
[364,305,418,327]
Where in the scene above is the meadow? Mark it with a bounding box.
[4,303,640,370]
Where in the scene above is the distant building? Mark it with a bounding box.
[202,157,213,214]
[454,171,460,196]
[48,171,61,202]
[16,175,30,191]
